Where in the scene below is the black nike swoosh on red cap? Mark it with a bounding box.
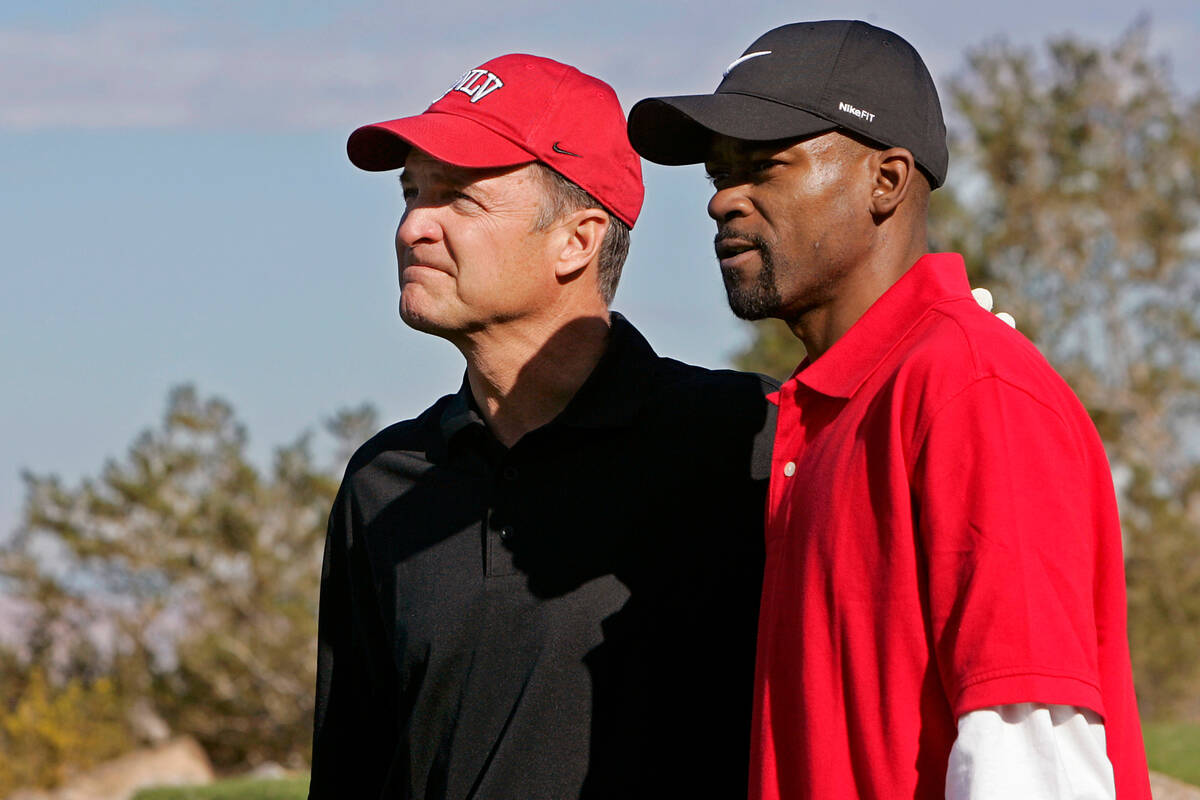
[552,142,581,157]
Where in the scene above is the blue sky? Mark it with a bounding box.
[2,0,1198,535]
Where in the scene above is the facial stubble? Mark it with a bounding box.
[717,229,785,320]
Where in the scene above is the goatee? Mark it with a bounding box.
[715,228,784,320]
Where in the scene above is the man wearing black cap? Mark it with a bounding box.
[629,20,1150,800]
[309,54,774,799]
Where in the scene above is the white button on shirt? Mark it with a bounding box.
[783,461,796,477]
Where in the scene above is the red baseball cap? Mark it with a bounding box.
[347,53,644,228]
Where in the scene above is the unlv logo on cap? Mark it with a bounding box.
[445,68,505,103]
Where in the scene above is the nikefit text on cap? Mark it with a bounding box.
[627,20,948,188]
[347,53,644,227]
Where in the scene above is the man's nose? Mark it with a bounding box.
[396,206,440,249]
[707,185,752,224]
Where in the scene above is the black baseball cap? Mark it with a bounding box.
[627,20,948,188]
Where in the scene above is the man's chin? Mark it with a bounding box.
[722,283,783,321]
[399,299,450,336]
[728,305,777,322]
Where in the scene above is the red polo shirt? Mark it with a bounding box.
[751,253,1149,799]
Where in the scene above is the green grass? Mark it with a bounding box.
[123,727,1200,798]
[1143,720,1200,787]
[131,776,308,800]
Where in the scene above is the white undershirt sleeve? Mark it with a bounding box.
[945,703,1115,800]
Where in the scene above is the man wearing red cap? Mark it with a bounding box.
[629,19,1151,800]
[309,54,775,798]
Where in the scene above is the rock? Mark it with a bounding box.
[1152,770,1200,800]
[126,699,171,745]
[18,737,215,800]
[7,789,52,800]
[244,762,288,780]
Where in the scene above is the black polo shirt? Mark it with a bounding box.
[310,314,776,800]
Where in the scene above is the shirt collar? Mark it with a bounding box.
[439,379,485,444]
[794,253,971,399]
[553,311,655,429]
[437,311,656,446]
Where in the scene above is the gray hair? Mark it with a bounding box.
[530,163,631,305]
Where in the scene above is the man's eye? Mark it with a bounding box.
[399,177,417,201]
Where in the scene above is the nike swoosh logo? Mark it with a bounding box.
[552,142,581,157]
[724,50,772,76]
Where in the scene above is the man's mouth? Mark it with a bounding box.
[714,228,768,265]
[715,236,765,271]
[715,239,758,260]
[401,250,454,276]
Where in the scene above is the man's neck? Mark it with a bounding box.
[459,310,612,448]
[790,239,928,361]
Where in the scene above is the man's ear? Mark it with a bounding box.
[553,208,608,282]
[869,147,916,218]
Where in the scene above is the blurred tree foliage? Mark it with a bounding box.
[734,23,1200,717]
[0,386,376,782]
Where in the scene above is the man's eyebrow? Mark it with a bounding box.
[735,145,781,159]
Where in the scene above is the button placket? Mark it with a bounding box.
[484,510,517,578]
[485,459,520,577]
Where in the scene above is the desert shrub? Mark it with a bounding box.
[0,667,133,795]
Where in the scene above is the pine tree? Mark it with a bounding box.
[1,386,377,774]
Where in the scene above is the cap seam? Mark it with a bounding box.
[524,69,636,228]
[818,21,855,114]
[525,67,571,144]
[420,109,540,162]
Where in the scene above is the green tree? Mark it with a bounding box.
[1,386,376,775]
[734,23,1200,717]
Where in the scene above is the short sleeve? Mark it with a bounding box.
[913,376,1105,718]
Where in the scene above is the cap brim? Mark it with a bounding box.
[628,93,836,165]
[347,111,537,171]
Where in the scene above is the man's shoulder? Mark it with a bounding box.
[898,297,1084,419]
[627,357,779,471]
[625,355,777,478]
[645,354,779,396]
[611,312,779,400]
[343,393,456,480]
